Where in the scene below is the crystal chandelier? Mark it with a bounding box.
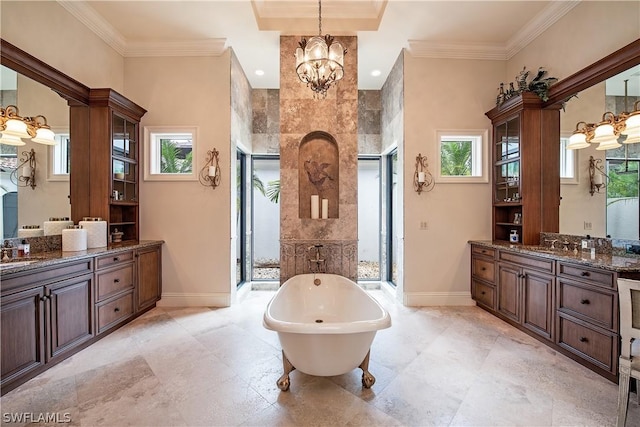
[295,0,346,98]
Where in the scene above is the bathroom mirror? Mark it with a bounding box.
[0,39,90,240]
[545,39,640,239]
[559,65,640,240]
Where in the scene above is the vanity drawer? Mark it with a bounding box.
[472,258,495,283]
[498,251,554,274]
[557,280,616,330]
[95,251,135,270]
[557,262,615,288]
[557,316,616,372]
[472,245,495,259]
[472,279,495,310]
[96,291,133,334]
[96,264,134,302]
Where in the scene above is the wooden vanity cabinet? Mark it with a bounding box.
[1,243,162,395]
[137,245,162,311]
[471,246,496,310]
[95,250,136,334]
[469,243,630,382]
[556,262,619,378]
[1,259,94,392]
[496,251,555,342]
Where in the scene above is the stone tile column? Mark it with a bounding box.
[279,35,358,283]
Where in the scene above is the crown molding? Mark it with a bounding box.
[407,41,507,61]
[410,0,581,61]
[506,0,581,59]
[57,0,126,56]
[125,40,227,57]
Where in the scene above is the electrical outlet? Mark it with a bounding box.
[419,221,428,230]
[584,221,592,230]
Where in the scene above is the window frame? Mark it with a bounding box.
[47,129,70,182]
[143,126,198,181]
[560,133,579,184]
[435,129,488,183]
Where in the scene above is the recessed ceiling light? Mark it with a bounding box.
[371,70,381,77]
[255,70,265,76]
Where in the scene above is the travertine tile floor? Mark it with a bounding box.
[2,289,639,426]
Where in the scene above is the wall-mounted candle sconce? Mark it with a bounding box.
[199,148,221,189]
[10,148,37,190]
[588,155,608,196]
[414,153,435,194]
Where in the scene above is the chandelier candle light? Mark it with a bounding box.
[295,0,346,98]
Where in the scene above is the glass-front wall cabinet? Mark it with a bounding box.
[110,112,139,242]
[493,116,522,242]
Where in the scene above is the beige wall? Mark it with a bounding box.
[398,0,638,306]
[403,56,502,305]
[0,1,124,91]
[124,54,233,306]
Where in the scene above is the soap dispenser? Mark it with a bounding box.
[509,230,519,243]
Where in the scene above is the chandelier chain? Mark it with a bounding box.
[318,0,322,36]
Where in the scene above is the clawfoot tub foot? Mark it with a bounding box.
[359,350,376,388]
[277,351,295,391]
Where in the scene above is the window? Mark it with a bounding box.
[560,135,578,183]
[358,157,381,281]
[251,156,280,281]
[48,132,70,181]
[386,149,398,285]
[435,130,488,183]
[143,126,197,181]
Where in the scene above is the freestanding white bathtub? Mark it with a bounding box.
[263,273,391,391]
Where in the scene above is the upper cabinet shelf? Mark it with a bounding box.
[486,93,561,245]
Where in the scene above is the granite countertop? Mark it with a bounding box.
[469,240,640,273]
[0,240,164,275]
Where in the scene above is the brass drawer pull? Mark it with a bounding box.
[481,291,486,295]
[113,257,120,262]
[114,307,120,313]
[579,337,588,343]
[580,299,590,305]
[581,271,591,277]
[481,267,486,271]
[114,279,120,283]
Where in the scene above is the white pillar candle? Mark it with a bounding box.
[208,166,217,177]
[593,173,603,186]
[311,195,320,219]
[321,199,329,219]
[22,165,32,178]
[418,171,425,183]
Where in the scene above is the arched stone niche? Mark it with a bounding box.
[298,131,339,219]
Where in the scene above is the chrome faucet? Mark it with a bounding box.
[544,239,558,249]
[1,240,13,261]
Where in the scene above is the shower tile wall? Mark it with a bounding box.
[252,89,280,153]
[279,35,359,283]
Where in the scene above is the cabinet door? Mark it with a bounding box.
[1,287,45,387]
[497,263,521,322]
[47,274,94,359]
[522,270,554,341]
[137,245,161,311]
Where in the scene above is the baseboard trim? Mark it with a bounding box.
[157,292,231,307]
[403,291,474,307]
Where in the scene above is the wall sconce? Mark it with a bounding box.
[414,153,435,195]
[10,148,37,190]
[199,148,221,189]
[588,155,608,196]
[0,105,57,146]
